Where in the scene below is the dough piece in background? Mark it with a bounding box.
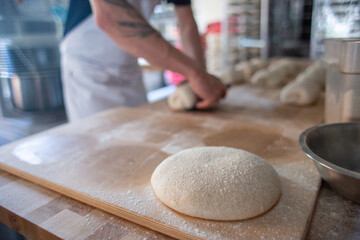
[268,59,299,75]
[249,58,269,72]
[251,69,281,88]
[151,146,281,221]
[280,79,321,106]
[219,68,245,85]
[167,83,197,111]
[251,59,300,88]
[302,61,325,87]
[219,58,269,85]
[234,63,252,83]
[235,58,269,83]
[280,61,325,106]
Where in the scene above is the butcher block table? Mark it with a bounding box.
[0,85,359,239]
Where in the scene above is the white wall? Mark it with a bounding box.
[191,0,224,33]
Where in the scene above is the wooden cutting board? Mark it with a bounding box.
[0,86,323,239]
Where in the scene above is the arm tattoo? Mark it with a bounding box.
[103,0,159,38]
[117,21,158,37]
[104,0,140,18]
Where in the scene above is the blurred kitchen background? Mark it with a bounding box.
[0,0,359,147]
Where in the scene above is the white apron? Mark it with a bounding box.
[61,0,160,121]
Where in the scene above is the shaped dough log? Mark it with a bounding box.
[219,68,245,85]
[220,58,269,85]
[234,58,269,83]
[280,79,321,105]
[280,61,325,106]
[301,61,325,87]
[167,83,197,111]
[250,58,269,72]
[234,62,252,82]
[251,69,286,88]
[268,59,299,75]
[251,59,299,88]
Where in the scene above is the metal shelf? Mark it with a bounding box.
[221,0,269,69]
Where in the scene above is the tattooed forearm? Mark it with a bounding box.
[117,21,159,38]
[103,0,159,38]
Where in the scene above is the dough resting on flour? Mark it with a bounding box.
[251,59,299,88]
[151,147,281,220]
[167,83,197,111]
[219,58,269,85]
[280,61,325,106]
[280,79,321,105]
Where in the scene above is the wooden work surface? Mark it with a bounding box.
[0,85,321,239]
[2,171,360,240]
[0,85,358,239]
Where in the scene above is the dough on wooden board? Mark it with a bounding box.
[219,68,245,85]
[236,58,269,82]
[251,59,300,88]
[151,146,281,221]
[167,83,197,111]
[280,61,325,106]
[280,78,321,105]
[219,58,269,85]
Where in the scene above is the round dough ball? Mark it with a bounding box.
[151,146,281,220]
[167,83,197,111]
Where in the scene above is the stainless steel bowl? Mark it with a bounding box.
[299,123,360,204]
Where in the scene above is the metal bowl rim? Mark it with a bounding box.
[299,122,360,180]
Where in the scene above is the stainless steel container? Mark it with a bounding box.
[0,41,64,111]
[0,0,64,113]
[323,38,343,123]
[339,40,360,122]
[8,71,64,111]
[324,38,360,123]
[299,123,360,204]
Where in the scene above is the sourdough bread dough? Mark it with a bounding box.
[251,59,299,88]
[280,61,325,106]
[151,146,281,220]
[280,79,321,105]
[219,68,245,85]
[167,83,197,111]
[219,59,269,85]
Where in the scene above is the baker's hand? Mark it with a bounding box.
[188,70,227,109]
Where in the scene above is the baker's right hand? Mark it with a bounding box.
[187,70,227,109]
